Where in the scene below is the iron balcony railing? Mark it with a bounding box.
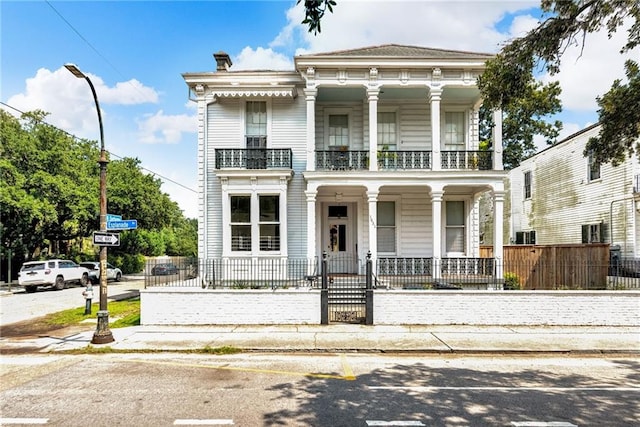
[215,148,292,170]
[378,150,431,170]
[316,150,369,170]
[442,150,493,170]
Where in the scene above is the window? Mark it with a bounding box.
[378,112,397,150]
[524,171,532,199]
[444,112,465,149]
[377,201,396,253]
[231,196,251,251]
[259,195,280,251]
[328,114,349,147]
[582,223,603,244]
[445,201,465,253]
[588,152,601,181]
[230,194,281,252]
[245,101,267,138]
[515,231,536,244]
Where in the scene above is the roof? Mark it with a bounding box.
[297,44,494,60]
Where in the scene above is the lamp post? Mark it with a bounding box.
[65,63,114,344]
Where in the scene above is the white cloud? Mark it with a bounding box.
[232,46,294,71]
[541,24,639,114]
[137,110,197,144]
[6,66,159,139]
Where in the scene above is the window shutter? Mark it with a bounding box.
[581,225,589,243]
[530,231,536,244]
[600,223,607,243]
[515,232,524,244]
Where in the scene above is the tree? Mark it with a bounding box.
[479,0,640,166]
[479,78,562,169]
[298,0,336,34]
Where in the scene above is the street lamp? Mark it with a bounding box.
[65,63,114,344]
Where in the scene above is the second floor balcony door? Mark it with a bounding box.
[246,101,267,169]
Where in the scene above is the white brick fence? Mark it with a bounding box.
[141,288,639,326]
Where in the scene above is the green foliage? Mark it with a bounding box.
[503,272,521,290]
[298,0,337,34]
[111,253,146,274]
[479,0,640,165]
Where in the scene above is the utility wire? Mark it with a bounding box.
[0,101,197,194]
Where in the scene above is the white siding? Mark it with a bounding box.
[508,125,639,257]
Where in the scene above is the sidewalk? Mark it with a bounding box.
[2,324,639,354]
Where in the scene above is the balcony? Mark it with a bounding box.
[378,150,431,170]
[215,148,292,170]
[442,150,493,170]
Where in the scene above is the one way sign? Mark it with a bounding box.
[93,231,120,246]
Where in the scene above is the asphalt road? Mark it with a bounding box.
[1,353,638,426]
[0,277,145,325]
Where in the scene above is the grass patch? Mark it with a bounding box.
[199,345,242,355]
[44,298,140,329]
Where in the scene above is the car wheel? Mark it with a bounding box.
[80,273,88,286]
[54,276,65,290]
[115,272,122,282]
[25,286,37,293]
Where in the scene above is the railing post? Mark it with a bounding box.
[321,251,329,325]
[365,251,374,325]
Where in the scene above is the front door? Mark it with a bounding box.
[324,204,357,274]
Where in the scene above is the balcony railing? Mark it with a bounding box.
[316,150,369,170]
[378,150,431,170]
[215,148,292,169]
[442,150,493,170]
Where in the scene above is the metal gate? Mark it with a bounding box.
[328,275,367,323]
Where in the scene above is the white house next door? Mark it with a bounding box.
[324,203,357,274]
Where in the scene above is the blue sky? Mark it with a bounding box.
[2,1,637,218]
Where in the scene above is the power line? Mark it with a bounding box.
[0,101,197,194]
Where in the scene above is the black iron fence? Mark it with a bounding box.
[145,256,640,290]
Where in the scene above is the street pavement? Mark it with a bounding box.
[1,322,638,355]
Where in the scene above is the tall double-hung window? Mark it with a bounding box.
[377,112,397,150]
[328,114,349,148]
[230,194,281,252]
[377,201,396,253]
[445,201,465,253]
[444,112,465,150]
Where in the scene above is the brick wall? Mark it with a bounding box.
[140,288,321,325]
[141,289,639,326]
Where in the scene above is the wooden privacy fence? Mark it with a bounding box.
[481,244,610,289]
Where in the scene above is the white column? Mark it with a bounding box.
[305,188,317,260]
[220,178,230,257]
[367,188,379,264]
[279,177,288,256]
[305,88,317,171]
[367,88,379,171]
[493,190,505,281]
[492,109,503,170]
[431,186,444,278]
[430,89,442,171]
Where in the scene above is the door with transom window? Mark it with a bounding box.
[323,204,357,274]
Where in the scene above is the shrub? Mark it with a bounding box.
[503,272,521,290]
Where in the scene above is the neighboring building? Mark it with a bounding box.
[507,124,640,258]
[182,44,507,281]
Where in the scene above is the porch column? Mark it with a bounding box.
[492,109,503,170]
[430,88,442,171]
[367,87,379,171]
[305,187,318,260]
[493,190,505,282]
[305,87,317,171]
[431,186,444,278]
[279,176,288,256]
[220,177,231,257]
[367,188,379,265]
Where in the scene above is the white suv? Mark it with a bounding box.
[18,259,90,293]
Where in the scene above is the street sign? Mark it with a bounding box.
[107,219,138,230]
[93,231,120,246]
[106,214,122,222]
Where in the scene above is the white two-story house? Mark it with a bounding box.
[507,124,640,259]
[183,44,507,283]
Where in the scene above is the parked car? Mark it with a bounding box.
[18,259,90,293]
[151,263,179,275]
[80,261,123,284]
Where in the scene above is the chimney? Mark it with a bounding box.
[213,51,232,71]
